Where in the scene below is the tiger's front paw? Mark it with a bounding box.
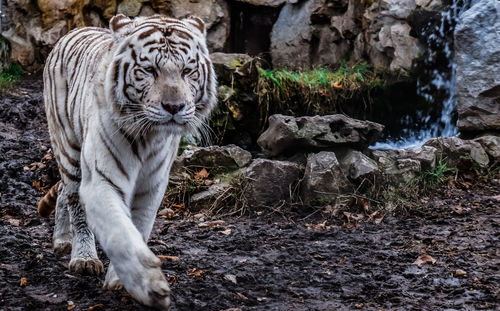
[69,257,104,276]
[53,239,72,255]
[104,265,123,291]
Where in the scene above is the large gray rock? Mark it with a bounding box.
[338,150,380,182]
[301,152,353,205]
[170,0,230,52]
[257,114,384,157]
[455,0,500,132]
[474,135,500,160]
[371,146,438,184]
[241,159,303,208]
[174,144,252,173]
[424,137,490,168]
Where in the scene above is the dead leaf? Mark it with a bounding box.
[413,254,436,267]
[168,274,178,284]
[224,274,237,284]
[187,268,207,279]
[306,221,331,231]
[158,255,180,261]
[455,269,467,276]
[67,305,76,311]
[312,254,324,260]
[332,81,343,89]
[4,216,20,227]
[198,220,225,228]
[87,304,104,311]
[20,277,27,287]
[32,181,43,192]
[236,292,248,300]
[194,168,209,180]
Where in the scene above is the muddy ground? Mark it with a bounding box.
[0,76,498,311]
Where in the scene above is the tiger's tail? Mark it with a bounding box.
[37,181,61,217]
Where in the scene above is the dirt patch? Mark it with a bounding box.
[0,77,498,310]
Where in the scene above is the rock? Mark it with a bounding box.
[474,135,500,160]
[241,159,303,208]
[373,146,438,170]
[235,0,290,6]
[424,137,490,168]
[338,150,380,182]
[301,152,353,205]
[175,145,252,172]
[372,150,422,184]
[190,182,231,208]
[257,114,384,157]
[455,0,500,132]
[117,0,148,17]
[210,53,254,85]
[170,0,230,52]
[0,36,10,72]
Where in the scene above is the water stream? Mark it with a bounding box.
[373,0,471,150]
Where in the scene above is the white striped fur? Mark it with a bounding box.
[42,14,216,309]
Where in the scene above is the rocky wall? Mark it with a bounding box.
[2,0,444,72]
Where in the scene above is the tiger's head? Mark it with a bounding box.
[105,14,217,137]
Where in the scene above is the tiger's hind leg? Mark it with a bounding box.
[63,181,104,275]
[53,182,72,254]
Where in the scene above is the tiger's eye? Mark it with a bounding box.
[182,68,191,76]
[144,67,155,74]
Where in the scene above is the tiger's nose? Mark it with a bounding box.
[161,102,185,115]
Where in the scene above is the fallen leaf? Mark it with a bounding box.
[312,254,324,260]
[332,81,343,89]
[87,304,104,310]
[4,216,20,227]
[168,274,178,284]
[224,274,237,284]
[306,221,331,231]
[32,181,43,192]
[67,305,76,311]
[220,228,232,235]
[455,269,467,276]
[194,168,209,180]
[413,254,436,267]
[20,277,27,287]
[257,297,267,301]
[187,268,207,279]
[158,255,180,261]
[198,220,225,228]
[236,292,248,300]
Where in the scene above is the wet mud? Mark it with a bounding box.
[0,77,498,310]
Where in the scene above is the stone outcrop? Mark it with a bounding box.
[474,135,500,160]
[455,0,500,133]
[301,152,353,205]
[338,150,380,182]
[174,145,252,173]
[424,137,490,168]
[241,159,303,208]
[1,0,229,69]
[257,114,384,157]
[372,146,438,184]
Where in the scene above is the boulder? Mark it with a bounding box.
[241,159,303,208]
[301,152,353,205]
[474,135,500,160]
[373,145,438,170]
[170,0,230,52]
[190,182,232,209]
[235,0,290,6]
[424,137,490,168]
[372,150,423,184]
[338,150,380,182]
[257,114,384,157]
[174,145,252,172]
[0,36,10,72]
[455,0,500,132]
[210,53,255,85]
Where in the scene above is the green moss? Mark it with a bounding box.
[0,62,22,90]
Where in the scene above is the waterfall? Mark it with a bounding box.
[373,0,471,150]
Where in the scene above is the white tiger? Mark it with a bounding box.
[38,14,217,308]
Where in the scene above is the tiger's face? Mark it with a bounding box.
[106,14,217,136]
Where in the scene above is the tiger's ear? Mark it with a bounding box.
[184,16,206,36]
[110,14,133,37]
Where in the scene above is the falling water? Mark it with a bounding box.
[373,0,471,150]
